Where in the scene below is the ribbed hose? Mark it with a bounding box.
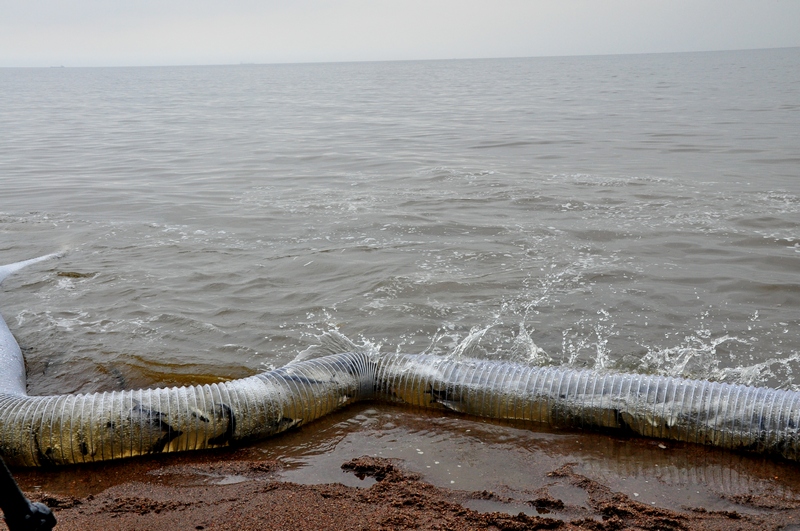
[0,352,374,467]
[3,350,800,467]
[3,256,800,466]
[375,353,800,462]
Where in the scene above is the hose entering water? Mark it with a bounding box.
[375,353,800,461]
[1,256,799,466]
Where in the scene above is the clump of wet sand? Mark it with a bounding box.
[8,454,800,531]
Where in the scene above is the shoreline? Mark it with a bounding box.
[6,404,800,531]
[7,452,800,531]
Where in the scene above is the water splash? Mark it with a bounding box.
[561,308,618,370]
[507,323,551,366]
[289,330,379,365]
[637,312,800,390]
[637,333,750,380]
[451,325,494,359]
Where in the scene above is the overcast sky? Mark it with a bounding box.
[2,0,798,67]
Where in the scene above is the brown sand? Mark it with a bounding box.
[6,405,800,530]
[5,452,800,531]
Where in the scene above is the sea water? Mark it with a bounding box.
[3,47,800,508]
[1,49,798,400]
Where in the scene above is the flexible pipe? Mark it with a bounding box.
[2,256,799,466]
[374,353,800,462]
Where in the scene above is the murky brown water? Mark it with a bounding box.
[13,404,800,518]
[2,48,799,500]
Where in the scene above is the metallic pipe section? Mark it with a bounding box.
[0,254,62,397]
[375,353,800,462]
[2,256,800,466]
[0,354,374,467]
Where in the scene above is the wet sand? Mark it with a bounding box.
[6,405,800,530]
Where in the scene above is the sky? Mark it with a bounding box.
[1,0,799,67]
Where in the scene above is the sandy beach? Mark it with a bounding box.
[6,406,800,531]
[4,41,800,531]
[7,452,800,531]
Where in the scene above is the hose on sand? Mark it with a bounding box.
[2,255,798,467]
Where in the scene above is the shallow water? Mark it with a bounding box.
[1,49,799,480]
[14,404,800,518]
[270,405,800,513]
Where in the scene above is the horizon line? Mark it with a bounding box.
[2,45,797,70]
